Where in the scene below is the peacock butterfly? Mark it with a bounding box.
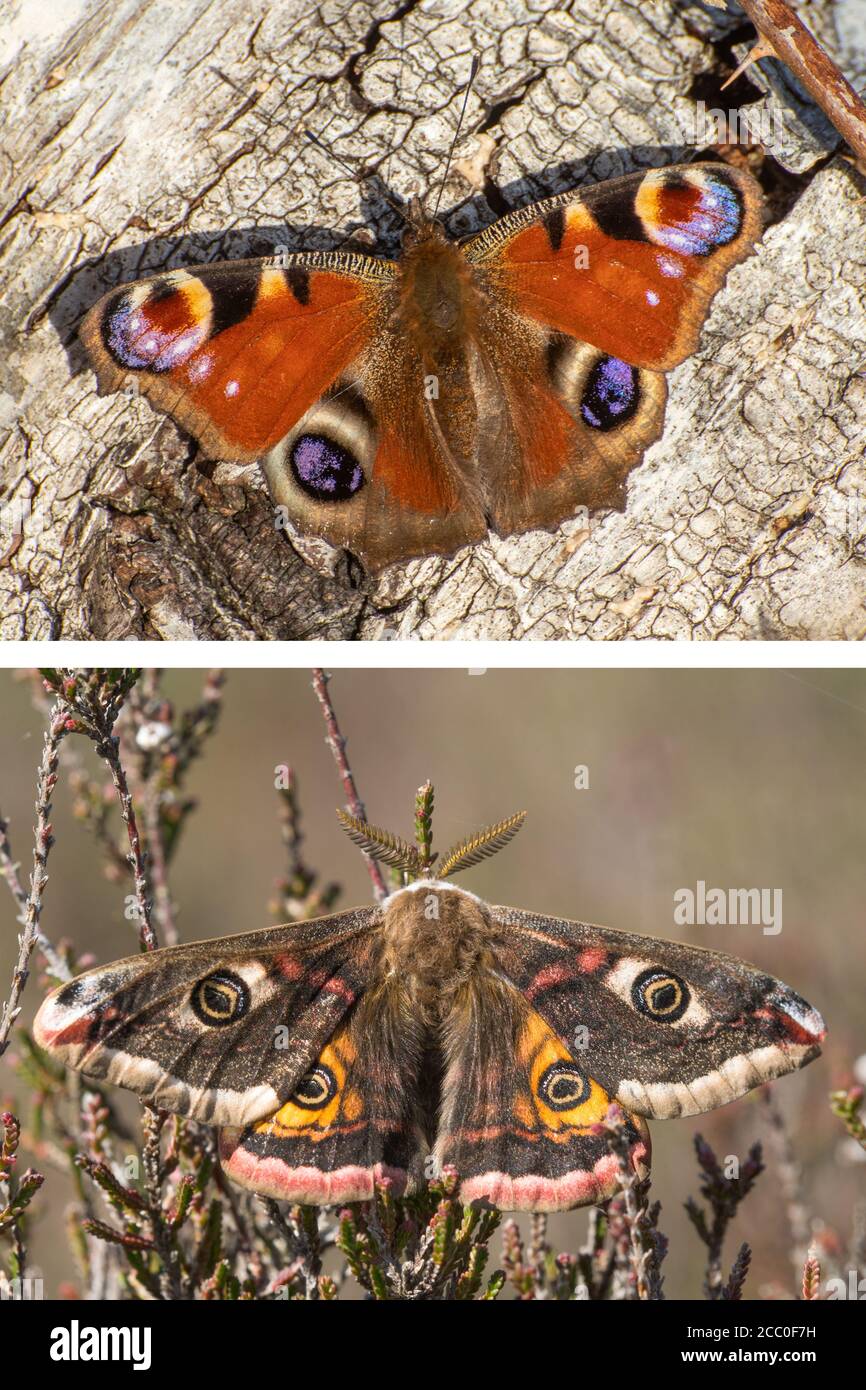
[80,146,763,574]
[33,808,823,1212]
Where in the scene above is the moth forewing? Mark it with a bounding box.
[32,908,381,1127]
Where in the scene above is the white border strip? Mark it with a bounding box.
[2,641,862,667]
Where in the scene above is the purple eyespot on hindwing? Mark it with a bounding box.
[290,434,364,502]
[580,356,639,431]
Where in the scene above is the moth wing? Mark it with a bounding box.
[489,905,825,1120]
[33,908,380,1127]
[463,163,761,534]
[435,976,649,1213]
[82,253,487,574]
[219,982,426,1204]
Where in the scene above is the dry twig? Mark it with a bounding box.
[735,0,866,163]
[311,670,387,903]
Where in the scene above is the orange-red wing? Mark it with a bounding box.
[80,255,395,461]
[466,164,762,372]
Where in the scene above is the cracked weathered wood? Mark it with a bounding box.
[1,0,864,640]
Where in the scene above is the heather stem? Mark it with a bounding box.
[311,669,387,903]
[0,706,68,1057]
[95,727,158,953]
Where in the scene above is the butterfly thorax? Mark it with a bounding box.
[397,220,479,357]
[381,881,499,1016]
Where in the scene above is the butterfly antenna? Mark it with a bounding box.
[303,131,411,226]
[384,12,408,194]
[432,55,480,220]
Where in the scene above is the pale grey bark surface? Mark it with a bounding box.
[1,0,864,640]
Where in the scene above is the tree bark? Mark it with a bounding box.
[1,0,864,639]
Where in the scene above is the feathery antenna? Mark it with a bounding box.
[336,810,426,876]
[336,792,525,884]
[437,812,526,878]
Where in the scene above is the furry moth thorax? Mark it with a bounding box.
[32,806,825,1213]
[380,881,500,1013]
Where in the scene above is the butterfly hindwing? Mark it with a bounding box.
[490,905,825,1119]
[436,975,649,1212]
[219,981,426,1204]
[33,908,380,1126]
[260,309,489,573]
[471,308,668,533]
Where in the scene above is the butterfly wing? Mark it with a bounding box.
[464,162,762,534]
[219,980,426,1203]
[82,252,487,573]
[488,905,825,1119]
[80,255,390,463]
[435,975,649,1212]
[33,908,379,1126]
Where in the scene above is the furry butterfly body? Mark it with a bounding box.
[34,875,823,1213]
[81,162,762,572]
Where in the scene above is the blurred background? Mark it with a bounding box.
[0,666,862,1298]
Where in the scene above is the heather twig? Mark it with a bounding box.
[721,1241,752,1300]
[830,1086,866,1151]
[599,1105,665,1300]
[336,1172,503,1301]
[270,770,340,922]
[802,1248,821,1300]
[763,1087,812,1276]
[575,1206,616,1301]
[40,670,157,952]
[311,669,387,902]
[262,1198,324,1300]
[685,1133,764,1299]
[0,810,70,983]
[414,780,435,870]
[0,702,68,1058]
[0,1109,44,1289]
